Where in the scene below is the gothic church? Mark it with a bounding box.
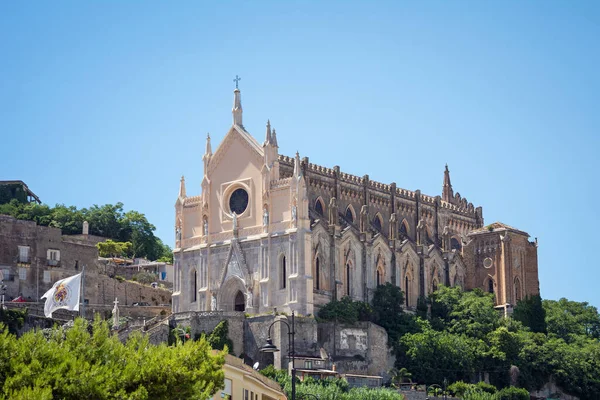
[172,86,540,316]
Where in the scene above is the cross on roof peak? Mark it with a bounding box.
[233,75,241,89]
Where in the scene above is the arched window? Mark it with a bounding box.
[315,257,320,290]
[514,278,522,303]
[192,270,197,302]
[488,278,494,294]
[373,215,382,232]
[315,198,324,216]
[432,278,438,292]
[281,255,287,289]
[345,263,351,297]
[451,238,461,251]
[345,205,355,223]
[399,220,408,237]
[405,276,410,307]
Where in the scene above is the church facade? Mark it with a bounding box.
[172,87,540,316]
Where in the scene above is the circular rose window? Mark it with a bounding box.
[483,257,493,269]
[229,188,249,215]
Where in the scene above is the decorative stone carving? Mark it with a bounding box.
[263,206,269,226]
[416,219,426,246]
[211,293,217,311]
[360,205,368,233]
[389,213,397,240]
[329,197,338,226]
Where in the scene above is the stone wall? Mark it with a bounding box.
[317,321,392,377]
[171,311,246,356]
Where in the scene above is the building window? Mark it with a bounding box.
[305,360,313,369]
[400,220,409,237]
[451,238,462,251]
[376,269,382,286]
[345,206,354,223]
[18,246,30,263]
[488,279,494,294]
[373,215,382,232]
[405,276,410,307]
[229,188,249,215]
[315,198,324,216]
[47,249,60,266]
[314,257,320,290]
[191,270,197,302]
[345,263,351,296]
[244,388,249,400]
[514,278,522,302]
[43,271,51,283]
[281,255,287,289]
[19,268,27,281]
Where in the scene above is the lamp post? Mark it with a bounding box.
[260,311,296,400]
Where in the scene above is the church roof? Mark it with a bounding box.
[469,222,529,236]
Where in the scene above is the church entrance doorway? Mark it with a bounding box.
[234,291,245,312]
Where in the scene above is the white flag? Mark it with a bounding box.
[41,272,82,318]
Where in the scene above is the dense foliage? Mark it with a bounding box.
[0,199,172,262]
[0,318,225,399]
[366,284,600,400]
[260,365,405,400]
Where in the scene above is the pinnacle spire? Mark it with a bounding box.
[271,128,278,147]
[204,133,212,157]
[232,78,243,126]
[264,120,271,146]
[293,151,301,178]
[442,164,453,202]
[179,175,186,198]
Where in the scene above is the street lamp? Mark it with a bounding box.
[260,311,296,400]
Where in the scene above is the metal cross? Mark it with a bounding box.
[233,75,241,89]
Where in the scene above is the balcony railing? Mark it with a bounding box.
[47,259,60,267]
[17,255,31,264]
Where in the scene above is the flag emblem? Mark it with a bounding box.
[53,282,71,304]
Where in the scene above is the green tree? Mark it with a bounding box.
[206,320,234,354]
[544,298,600,342]
[97,239,133,258]
[512,295,547,333]
[0,317,225,400]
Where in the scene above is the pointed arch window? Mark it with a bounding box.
[373,215,382,232]
[399,220,408,237]
[191,269,197,302]
[488,278,494,294]
[315,257,320,290]
[376,269,382,287]
[514,278,522,302]
[405,276,410,307]
[281,255,287,289]
[315,198,324,216]
[451,238,461,251]
[345,262,351,297]
[345,206,354,224]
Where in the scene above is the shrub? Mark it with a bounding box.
[476,381,497,394]
[448,381,472,397]
[497,387,529,400]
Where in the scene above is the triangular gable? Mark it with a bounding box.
[208,125,265,176]
[219,240,251,287]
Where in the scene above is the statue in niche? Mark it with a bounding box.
[211,293,217,311]
[416,219,426,246]
[328,198,338,226]
[359,205,368,233]
[203,218,209,236]
[389,213,397,240]
[263,206,269,226]
[175,226,182,241]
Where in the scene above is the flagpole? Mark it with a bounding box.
[80,265,86,319]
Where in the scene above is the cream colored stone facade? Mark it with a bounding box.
[173,87,539,316]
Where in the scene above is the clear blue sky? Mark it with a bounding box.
[1,1,599,307]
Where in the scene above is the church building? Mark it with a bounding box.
[172,84,540,316]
